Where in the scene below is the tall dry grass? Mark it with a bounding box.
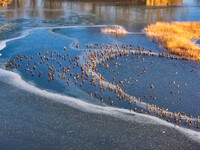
[0,0,12,7]
[145,22,200,61]
[146,0,183,6]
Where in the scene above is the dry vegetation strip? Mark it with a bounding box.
[0,0,12,7]
[146,0,183,6]
[145,22,200,61]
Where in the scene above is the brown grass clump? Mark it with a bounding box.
[0,0,12,7]
[146,0,183,6]
[102,26,127,35]
[145,22,200,61]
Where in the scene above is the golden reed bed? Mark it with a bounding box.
[146,0,183,6]
[0,0,12,7]
[145,22,200,61]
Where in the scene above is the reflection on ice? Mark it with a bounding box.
[0,0,190,31]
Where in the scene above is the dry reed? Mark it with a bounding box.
[145,22,200,61]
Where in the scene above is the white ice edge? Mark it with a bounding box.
[0,24,119,54]
[0,68,200,143]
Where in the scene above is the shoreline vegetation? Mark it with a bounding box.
[145,22,200,61]
[0,0,12,7]
[101,26,127,35]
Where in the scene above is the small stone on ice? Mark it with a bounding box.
[163,131,165,134]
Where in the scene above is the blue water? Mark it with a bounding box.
[2,26,200,124]
[54,27,166,53]
[97,54,200,116]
